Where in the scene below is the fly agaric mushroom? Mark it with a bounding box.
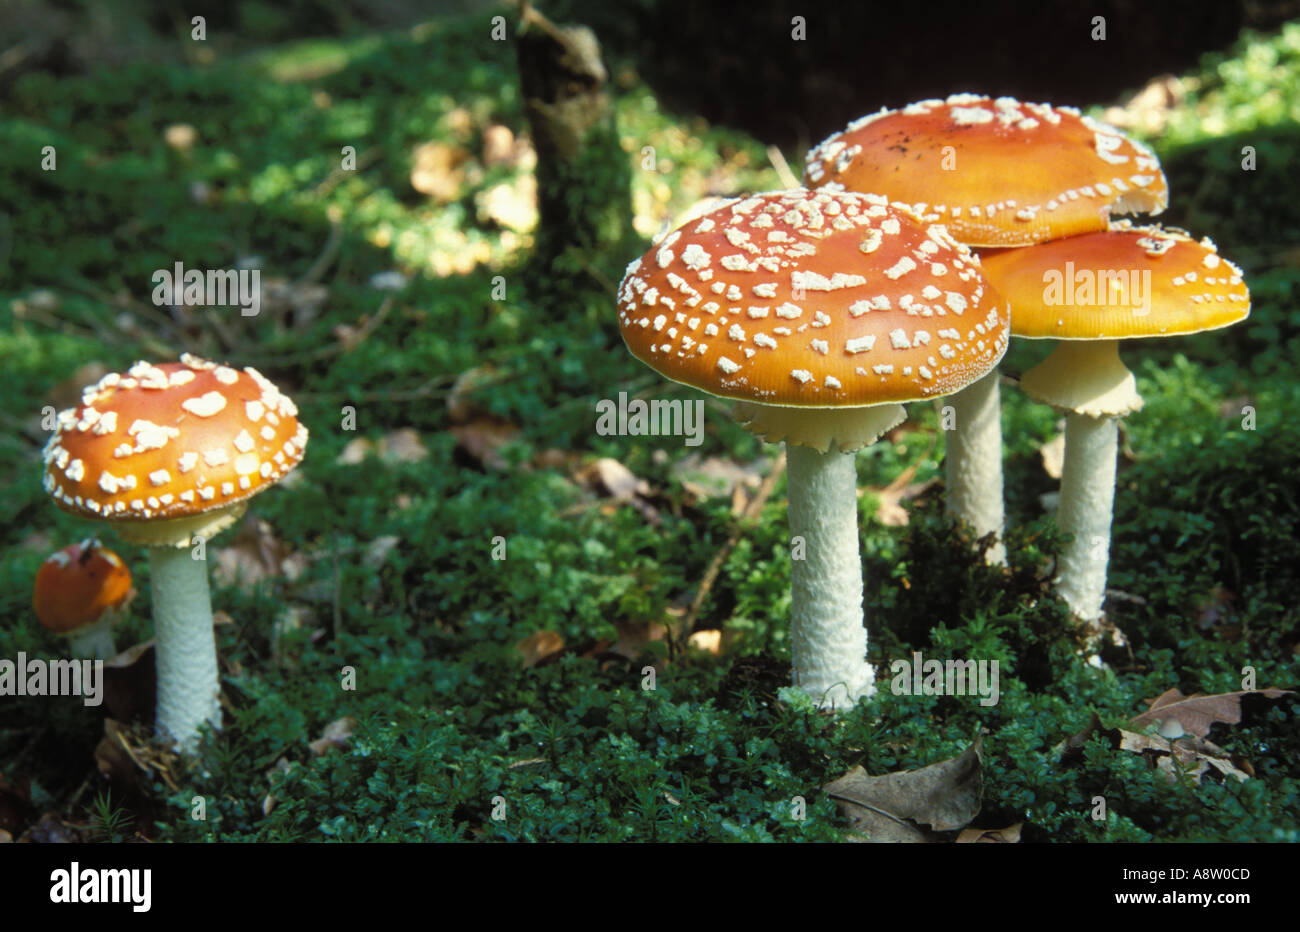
[33,539,133,659]
[978,222,1249,632]
[41,355,308,747]
[617,189,1009,707]
[805,94,1169,564]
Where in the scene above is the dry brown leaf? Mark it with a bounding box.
[1101,74,1185,135]
[1195,587,1236,631]
[1051,711,1104,765]
[1118,730,1249,785]
[163,123,197,151]
[687,629,722,655]
[1130,687,1295,739]
[214,517,298,591]
[1039,433,1065,479]
[475,176,538,232]
[580,457,649,499]
[516,630,565,668]
[610,619,670,664]
[17,530,54,555]
[363,535,402,570]
[824,736,983,842]
[450,417,520,471]
[956,823,1022,843]
[870,477,939,528]
[410,140,469,201]
[336,437,374,465]
[670,454,767,503]
[336,429,429,466]
[447,366,501,423]
[377,428,428,464]
[482,125,516,165]
[308,717,357,756]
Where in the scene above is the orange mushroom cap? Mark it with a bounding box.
[616,189,1009,408]
[978,221,1251,340]
[804,95,1168,248]
[33,539,133,634]
[41,355,308,543]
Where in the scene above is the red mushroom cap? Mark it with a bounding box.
[41,355,307,539]
[617,189,1009,406]
[33,539,133,634]
[804,95,1168,248]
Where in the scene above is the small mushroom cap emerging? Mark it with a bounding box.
[617,189,1010,409]
[42,355,308,545]
[804,95,1168,248]
[979,222,1251,341]
[33,539,132,634]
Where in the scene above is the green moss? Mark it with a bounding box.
[1,9,1297,843]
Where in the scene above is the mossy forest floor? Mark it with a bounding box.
[1,7,1298,842]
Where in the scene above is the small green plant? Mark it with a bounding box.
[88,790,135,843]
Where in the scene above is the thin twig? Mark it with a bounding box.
[682,449,787,633]
[766,145,800,189]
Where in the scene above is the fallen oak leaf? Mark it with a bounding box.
[576,457,650,500]
[956,823,1022,843]
[1051,710,1104,765]
[516,630,564,668]
[1129,687,1295,740]
[869,476,939,528]
[823,734,983,842]
[1118,730,1249,785]
[864,434,938,527]
[214,517,302,591]
[450,417,520,471]
[309,717,357,756]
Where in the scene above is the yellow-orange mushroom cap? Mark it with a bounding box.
[979,222,1251,341]
[804,95,1168,248]
[980,222,1250,419]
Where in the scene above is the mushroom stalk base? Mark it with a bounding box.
[943,370,1006,565]
[69,615,116,660]
[786,442,875,709]
[1055,411,1118,624]
[150,545,221,749]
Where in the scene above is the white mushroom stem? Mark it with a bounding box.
[69,614,116,660]
[786,443,874,708]
[943,369,1006,565]
[1020,340,1143,627]
[736,401,906,708]
[149,545,221,748]
[1054,412,1118,623]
